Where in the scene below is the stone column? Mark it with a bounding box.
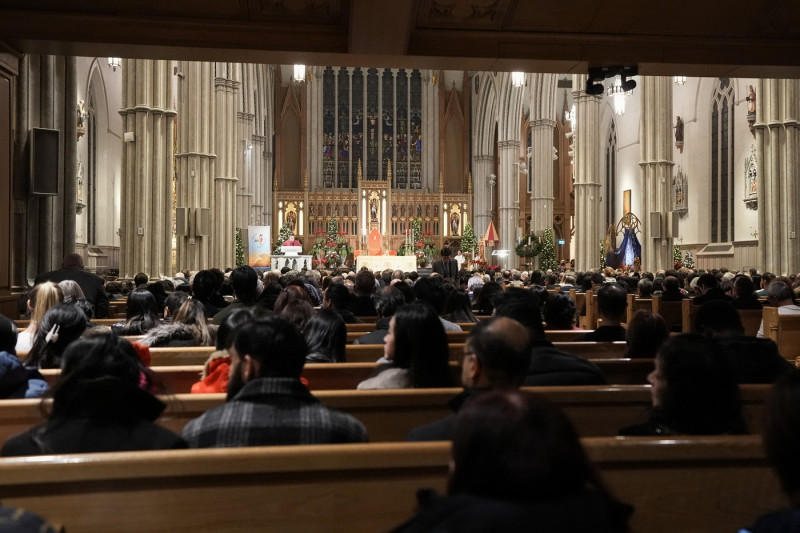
[638,76,674,272]
[572,74,602,271]
[12,54,29,287]
[62,57,77,259]
[424,71,438,191]
[119,59,176,278]
[471,154,494,238]
[37,55,55,273]
[757,79,800,275]
[175,61,214,271]
[213,62,240,269]
[529,74,558,234]
[237,111,254,229]
[497,140,520,252]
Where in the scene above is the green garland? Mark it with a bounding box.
[599,239,606,269]
[514,233,544,259]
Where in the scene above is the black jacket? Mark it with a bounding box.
[353,317,391,345]
[1,378,185,456]
[36,267,110,318]
[524,341,607,386]
[390,490,631,533]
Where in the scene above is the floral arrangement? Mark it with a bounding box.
[470,258,487,271]
[486,264,501,275]
[309,219,353,269]
[399,218,436,266]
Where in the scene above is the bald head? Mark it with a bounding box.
[462,317,531,388]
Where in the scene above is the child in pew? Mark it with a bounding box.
[2,334,186,456]
[22,303,87,369]
[392,390,632,532]
[618,334,747,436]
[744,369,800,532]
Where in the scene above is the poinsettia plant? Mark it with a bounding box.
[310,219,353,268]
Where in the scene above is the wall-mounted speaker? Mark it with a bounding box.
[666,212,680,238]
[175,207,189,236]
[30,128,60,196]
[650,212,662,239]
[195,207,211,236]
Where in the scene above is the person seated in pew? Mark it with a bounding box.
[543,292,580,330]
[692,273,733,306]
[582,283,627,342]
[15,281,63,353]
[350,269,378,317]
[111,288,161,335]
[181,316,367,447]
[757,280,800,338]
[659,275,687,301]
[22,303,88,369]
[357,302,453,390]
[393,390,632,532]
[304,308,346,363]
[494,292,607,386]
[440,281,477,324]
[618,334,747,436]
[162,290,189,322]
[211,265,260,326]
[743,369,800,532]
[0,314,48,399]
[191,308,261,394]
[731,274,763,310]
[2,334,186,456]
[139,298,213,348]
[413,277,462,332]
[324,282,363,324]
[353,286,406,345]
[694,300,792,384]
[625,310,669,359]
[407,317,530,441]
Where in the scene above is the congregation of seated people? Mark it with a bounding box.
[1,254,800,530]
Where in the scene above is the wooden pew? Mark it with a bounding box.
[0,385,770,445]
[39,357,653,394]
[15,318,120,328]
[653,295,684,332]
[0,436,782,533]
[763,306,800,361]
[626,294,652,324]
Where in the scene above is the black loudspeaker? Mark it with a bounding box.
[175,207,189,236]
[30,127,60,195]
[195,207,211,236]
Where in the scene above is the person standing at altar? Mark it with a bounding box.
[282,233,301,247]
[433,247,458,279]
[454,250,466,271]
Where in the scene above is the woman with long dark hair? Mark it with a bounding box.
[23,303,87,369]
[112,288,160,335]
[357,302,452,389]
[619,334,747,435]
[392,390,631,532]
[3,334,185,455]
[304,308,347,363]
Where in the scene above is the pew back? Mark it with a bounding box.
[0,436,782,533]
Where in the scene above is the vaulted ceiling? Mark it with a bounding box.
[1,0,799,77]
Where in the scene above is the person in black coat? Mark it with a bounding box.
[431,247,458,279]
[395,390,631,532]
[35,253,110,318]
[353,286,406,345]
[1,334,185,456]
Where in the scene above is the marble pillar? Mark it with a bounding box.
[529,74,558,234]
[175,60,214,271]
[757,79,800,275]
[471,154,494,239]
[213,63,241,269]
[572,74,602,272]
[237,111,254,229]
[119,59,176,278]
[497,140,521,252]
[638,76,674,272]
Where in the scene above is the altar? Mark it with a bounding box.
[356,255,417,273]
[271,255,314,271]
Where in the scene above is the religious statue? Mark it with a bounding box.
[286,211,296,232]
[370,198,378,222]
[746,85,757,137]
[674,116,684,153]
[450,213,459,236]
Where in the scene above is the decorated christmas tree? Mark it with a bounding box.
[683,250,695,269]
[539,227,558,271]
[460,222,478,259]
[673,244,682,269]
[235,228,245,267]
[273,223,292,255]
[599,239,606,269]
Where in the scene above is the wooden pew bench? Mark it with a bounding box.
[0,436,782,533]
[0,385,770,444]
[763,306,800,361]
[38,357,653,394]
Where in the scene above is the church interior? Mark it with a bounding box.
[0,0,799,310]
